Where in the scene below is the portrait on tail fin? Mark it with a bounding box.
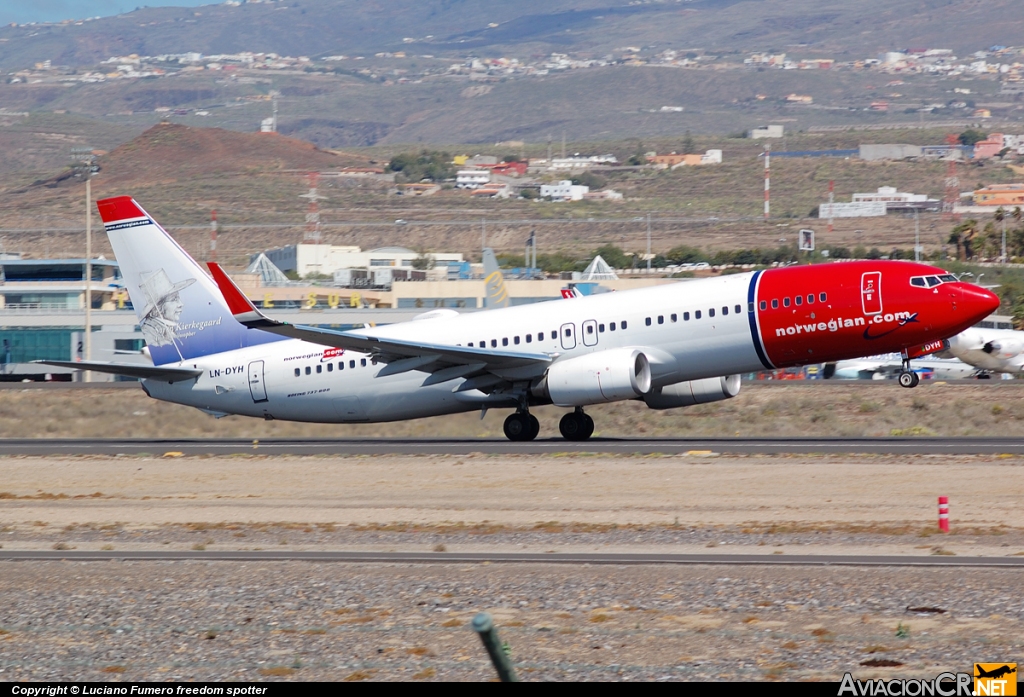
[137,269,196,350]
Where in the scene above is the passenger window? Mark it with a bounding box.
[759,301,767,311]
[339,362,344,370]
[722,306,728,315]
[564,328,571,336]
[609,323,616,331]
[598,324,605,332]
[771,299,779,309]
[670,314,677,322]
[360,358,367,367]
[683,312,690,321]
[468,342,474,347]
[645,317,652,326]
[502,338,508,346]
[694,311,701,320]
[709,308,716,318]
[526,334,532,343]
[316,364,322,374]
[795,296,802,306]
[350,360,355,369]
[819,292,827,302]
[305,366,311,375]
[621,321,628,329]
[807,294,814,304]
[491,339,497,348]
[783,297,790,307]
[294,368,300,377]
[735,305,742,314]
[657,315,664,324]
[327,363,333,372]
[586,325,594,334]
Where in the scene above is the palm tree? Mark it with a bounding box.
[994,207,1007,262]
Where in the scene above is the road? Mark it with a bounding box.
[2,436,1024,455]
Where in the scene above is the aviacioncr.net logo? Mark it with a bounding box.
[839,672,973,696]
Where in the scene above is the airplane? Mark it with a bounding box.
[824,352,981,381]
[37,196,1000,441]
[942,325,1024,374]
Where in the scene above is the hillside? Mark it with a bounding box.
[1,0,1023,71]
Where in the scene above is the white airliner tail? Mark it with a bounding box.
[96,196,282,365]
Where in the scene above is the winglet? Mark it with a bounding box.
[207,262,280,327]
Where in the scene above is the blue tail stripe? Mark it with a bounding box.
[747,270,773,370]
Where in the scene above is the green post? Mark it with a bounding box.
[472,612,519,682]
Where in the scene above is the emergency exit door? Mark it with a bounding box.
[861,271,883,315]
[248,360,268,403]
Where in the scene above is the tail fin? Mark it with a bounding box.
[482,248,510,309]
[97,196,283,365]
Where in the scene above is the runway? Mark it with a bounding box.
[2,436,1024,455]
[2,550,1023,567]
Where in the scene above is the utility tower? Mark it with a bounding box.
[209,210,218,262]
[763,143,770,221]
[300,173,326,244]
[942,134,961,220]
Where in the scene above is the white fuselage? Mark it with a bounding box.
[945,326,1024,374]
[144,274,763,422]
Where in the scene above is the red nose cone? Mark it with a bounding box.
[960,284,1001,323]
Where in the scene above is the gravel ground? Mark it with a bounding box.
[0,562,1020,682]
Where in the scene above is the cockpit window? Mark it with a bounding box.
[911,274,958,288]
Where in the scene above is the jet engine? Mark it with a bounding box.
[643,375,742,410]
[983,339,1024,360]
[543,348,652,406]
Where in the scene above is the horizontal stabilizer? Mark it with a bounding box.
[32,360,202,383]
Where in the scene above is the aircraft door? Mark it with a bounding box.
[560,322,577,350]
[582,319,598,347]
[248,360,268,403]
[861,271,883,315]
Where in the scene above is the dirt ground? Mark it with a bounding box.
[2,453,1023,556]
[3,382,1024,439]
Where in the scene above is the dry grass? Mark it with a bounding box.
[3,383,1024,440]
[258,667,296,677]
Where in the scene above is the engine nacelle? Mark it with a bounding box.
[643,375,741,410]
[983,339,1024,360]
[544,348,652,407]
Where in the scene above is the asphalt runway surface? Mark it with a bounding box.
[3,436,1024,455]
[2,550,1023,566]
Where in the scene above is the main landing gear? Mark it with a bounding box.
[559,407,595,441]
[898,355,920,389]
[503,411,540,441]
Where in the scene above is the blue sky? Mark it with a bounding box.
[0,1,215,24]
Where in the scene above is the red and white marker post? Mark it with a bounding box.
[938,496,950,532]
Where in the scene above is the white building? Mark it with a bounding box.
[261,245,464,278]
[540,180,589,201]
[456,169,491,189]
[749,125,784,139]
[853,187,930,204]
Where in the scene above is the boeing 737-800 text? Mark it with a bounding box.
[39,197,1000,440]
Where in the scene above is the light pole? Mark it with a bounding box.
[71,147,95,382]
[646,212,652,272]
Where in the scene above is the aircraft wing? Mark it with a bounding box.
[32,360,202,383]
[207,263,552,374]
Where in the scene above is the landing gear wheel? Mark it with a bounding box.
[526,413,540,441]
[504,412,539,441]
[898,371,919,388]
[559,410,594,441]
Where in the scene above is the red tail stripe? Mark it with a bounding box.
[207,262,258,316]
[96,196,145,223]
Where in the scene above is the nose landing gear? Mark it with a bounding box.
[503,411,540,441]
[558,407,595,441]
